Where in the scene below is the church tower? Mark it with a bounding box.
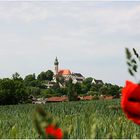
[54,57,59,75]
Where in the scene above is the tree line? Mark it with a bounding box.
[0,70,122,105]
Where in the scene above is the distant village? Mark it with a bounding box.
[45,57,103,88]
[31,57,120,104]
[0,57,122,105]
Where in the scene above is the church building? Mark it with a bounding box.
[54,57,85,83]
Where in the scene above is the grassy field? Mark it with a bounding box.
[0,99,140,139]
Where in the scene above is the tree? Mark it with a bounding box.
[87,91,99,96]
[74,82,82,95]
[24,73,35,81]
[24,73,36,87]
[90,83,103,92]
[26,86,41,97]
[99,85,108,95]
[0,78,28,105]
[12,72,23,81]
[41,89,56,98]
[83,77,93,85]
[108,84,120,96]
[37,72,47,81]
[81,77,93,94]
[46,70,54,81]
[0,78,15,105]
[37,70,54,81]
[66,78,78,101]
[14,79,29,103]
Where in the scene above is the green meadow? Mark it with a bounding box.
[0,99,140,139]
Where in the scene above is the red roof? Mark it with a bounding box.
[47,96,68,102]
[58,69,71,75]
[104,96,113,100]
[83,96,93,100]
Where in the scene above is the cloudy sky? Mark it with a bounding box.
[0,1,140,86]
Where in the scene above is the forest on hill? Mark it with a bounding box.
[0,70,122,105]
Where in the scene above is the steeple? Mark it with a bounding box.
[54,57,59,75]
[54,57,59,65]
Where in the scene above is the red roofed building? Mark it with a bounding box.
[83,95,93,101]
[53,57,85,83]
[47,96,68,102]
[54,57,71,76]
[58,69,71,75]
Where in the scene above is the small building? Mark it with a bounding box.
[32,98,47,104]
[92,79,103,84]
[71,73,85,84]
[43,81,56,88]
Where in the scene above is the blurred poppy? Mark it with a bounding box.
[54,127,63,139]
[45,125,63,139]
[45,125,56,137]
[121,80,140,125]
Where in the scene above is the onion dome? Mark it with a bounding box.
[54,57,59,65]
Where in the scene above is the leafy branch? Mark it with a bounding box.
[125,48,140,82]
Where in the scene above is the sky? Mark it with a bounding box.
[0,1,140,86]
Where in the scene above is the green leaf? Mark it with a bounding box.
[125,48,132,60]
[133,48,139,58]
[127,62,132,67]
[131,59,137,64]
[128,69,134,76]
[10,125,17,139]
[133,65,137,72]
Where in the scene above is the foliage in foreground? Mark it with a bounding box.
[0,99,140,139]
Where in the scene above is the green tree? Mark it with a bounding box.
[87,91,99,96]
[81,77,93,94]
[26,86,41,97]
[74,82,82,95]
[41,89,56,98]
[37,72,47,81]
[14,80,29,103]
[99,85,108,95]
[66,78,78,101]
[46,70,54,81]
[12,72,23,81]
[37,70,54,81]
[0,78,15,105]
[83,77,93,85]
[90,83,103,92]
[24,73,35,81]
[0,78,28,105]
[108,84,120,96]
[24,73,37,87]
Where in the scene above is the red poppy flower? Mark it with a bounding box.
[121,80,140,125]
[54,127,63,139]
[45,125,56,136]
[45,125,63,139]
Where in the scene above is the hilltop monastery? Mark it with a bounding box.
[53,57,85,84]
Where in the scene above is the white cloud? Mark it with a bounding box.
[0,2,48,22]
[52,4,140,35]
